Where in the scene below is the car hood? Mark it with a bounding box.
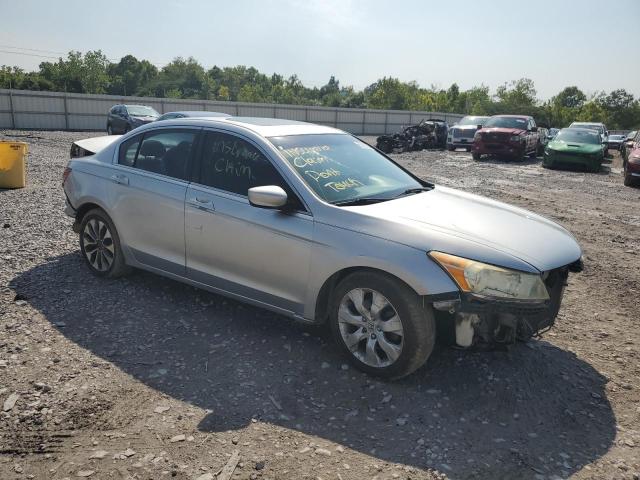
[479,127,526,135]
[453,125,479,130]
[131,116,157,122]
[548,141,601,154]
[342,186,581,273]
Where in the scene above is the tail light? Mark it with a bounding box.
[62,166,72,185]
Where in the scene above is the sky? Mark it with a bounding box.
[1,0,639,100]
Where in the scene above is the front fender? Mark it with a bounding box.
[304,223,459,320]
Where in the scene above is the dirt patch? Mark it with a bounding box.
[0,131,638,479]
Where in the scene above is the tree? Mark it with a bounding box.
[553,86,586,109]
[107,55,157,96]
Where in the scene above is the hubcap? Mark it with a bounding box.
[82,218,114,272]
[338,288,404,368]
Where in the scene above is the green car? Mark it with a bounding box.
[543,128,605,172]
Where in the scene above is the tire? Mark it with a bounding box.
[446,144,455,151]
[107,123,113,135]
[79,208,130,278]
[624,164,634,186]
[329,271,436,379]
[472,152,481,161]
[536,143,544,156]
[124,125,131,134]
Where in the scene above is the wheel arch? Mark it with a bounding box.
[314,266,420,325]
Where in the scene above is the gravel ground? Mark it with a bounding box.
[0,130,639,480]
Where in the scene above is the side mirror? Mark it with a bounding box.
[248,185,288,209]
[476,125,483,130]
[530,126,538,132]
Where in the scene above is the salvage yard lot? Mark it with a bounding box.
[0,130,639,480]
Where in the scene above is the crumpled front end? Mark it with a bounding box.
[432,261,581,347]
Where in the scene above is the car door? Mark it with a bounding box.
[185,129,313,316]
[108,127,199,275]
[115,106,127,133]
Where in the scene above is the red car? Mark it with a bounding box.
[624,135,640,187]
[472,115,542,161]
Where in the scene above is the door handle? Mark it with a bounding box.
[187,196,215,211]
[110,174,129,185]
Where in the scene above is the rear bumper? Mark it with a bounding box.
[433,264,577,347]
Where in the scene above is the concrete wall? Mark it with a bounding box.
[0,88,465,135]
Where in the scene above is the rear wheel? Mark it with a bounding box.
[330,271,435,379]
[79,208,130,278]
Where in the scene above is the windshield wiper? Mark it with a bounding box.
[392,186,433,199]
[332,197,392,206]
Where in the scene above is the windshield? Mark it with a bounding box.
[458,116,488,126]
[269,134,423,204]
[571,123,603,134]
[126,105,159,117]
[484,116,528,129]
[555,129,601,144]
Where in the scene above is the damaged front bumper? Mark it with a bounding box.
[432,262,581,347]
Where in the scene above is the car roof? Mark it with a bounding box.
[492,114,532,119]
[162,111,229,117]
[153,116,343,137]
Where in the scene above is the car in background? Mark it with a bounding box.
[62,116,582,379]
[622,130,637,162]
[547,128,559,140]
[543,128,605,172]
[446,115,489,151]
[623,134,640,187]
[107,104,160,134]
[156,111,229,121]
[425,118,449,148]
[606,134,626,151]
[472,115,541,161]
[568,122,608,154]
[538,127,550,149]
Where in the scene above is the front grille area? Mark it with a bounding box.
[452,128,475,138]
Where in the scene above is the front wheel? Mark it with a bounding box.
[330,271,435,379]
[79,208,130,278]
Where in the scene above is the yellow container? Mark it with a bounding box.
[0,141,28,189]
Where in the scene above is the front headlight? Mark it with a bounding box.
[429,251,549,300]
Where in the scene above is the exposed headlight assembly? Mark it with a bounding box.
[429,251,549,300]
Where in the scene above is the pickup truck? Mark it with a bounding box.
[472,115,541,161]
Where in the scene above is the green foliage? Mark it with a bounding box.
[1,51,639,129]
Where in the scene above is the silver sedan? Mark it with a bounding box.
[63,117,582,378]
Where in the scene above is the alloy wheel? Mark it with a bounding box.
[338,288,404,367]
[82,218,115,272]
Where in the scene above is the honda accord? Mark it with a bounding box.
[63,117,583,378]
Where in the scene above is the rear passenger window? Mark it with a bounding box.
[118,130,196,181]
[118,135,141,167]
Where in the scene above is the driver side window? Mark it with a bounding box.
[198,132,304,210]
